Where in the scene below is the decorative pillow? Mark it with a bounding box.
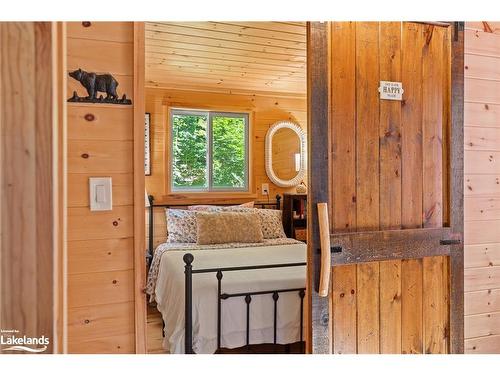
[188,201,254,211]
[165,209,197,243]
[221,207,286,239]
[196,211,263,245]
[187,205,222,212]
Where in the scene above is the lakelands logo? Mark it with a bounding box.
[0,329,49,353]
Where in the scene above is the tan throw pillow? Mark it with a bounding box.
[166,209,197,243]
[196,211,264,245]
[221,207,287,239]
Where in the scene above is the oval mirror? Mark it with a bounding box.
[265,121,306,188]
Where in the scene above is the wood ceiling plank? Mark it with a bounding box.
[146,23,306,51]
[146,69,304,86]
[146,52,306,72]
[146,76,305,94]
[146,42,306,64]
[145,30,302,56]
[154,21,306,42]
[210,21,306,36]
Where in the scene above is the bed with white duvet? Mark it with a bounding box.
[146,238,307,354]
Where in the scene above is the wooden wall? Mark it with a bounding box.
[145,87,307,203]
[66,22,139,353]
[464,22,500,354]
[327,21,451,354]
[0,23,56,353]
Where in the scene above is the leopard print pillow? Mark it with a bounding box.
[165,209,197,243]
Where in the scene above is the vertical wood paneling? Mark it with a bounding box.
[331,265,357,354]
[400,22,425,354]
[401,22,424,230]
[354,22,380,353]
[355,22,380,232]
[330,21,358,354]
[330,22,357,232]
[378,22,403,354]
[327,22,451,355]
[421,26,449,354]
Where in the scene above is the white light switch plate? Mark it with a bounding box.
[89,177,112,211]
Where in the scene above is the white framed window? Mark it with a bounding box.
[170,109,249,192]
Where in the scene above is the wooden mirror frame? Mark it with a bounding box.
[265,120,307,188]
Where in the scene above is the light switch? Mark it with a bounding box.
[89,177,112,211]
[96,185,106,203]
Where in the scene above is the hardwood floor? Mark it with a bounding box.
[147,304,168,354]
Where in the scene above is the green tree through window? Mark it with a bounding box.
[171,110,248,191]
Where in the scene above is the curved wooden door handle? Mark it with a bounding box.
[317,202,331,297]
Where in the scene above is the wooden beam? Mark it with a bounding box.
[133,21,147,354]
[330,227,459,265]
[449,21,465,354]
[307,21,331,354]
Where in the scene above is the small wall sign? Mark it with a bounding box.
[145,113,151,176]
[378,81,404,101]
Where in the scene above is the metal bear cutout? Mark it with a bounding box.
[67,68,132,105]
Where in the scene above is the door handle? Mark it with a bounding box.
[317,202,331,297]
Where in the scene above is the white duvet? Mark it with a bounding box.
[154,240,307,354]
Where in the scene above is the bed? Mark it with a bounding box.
[145,195,307,354]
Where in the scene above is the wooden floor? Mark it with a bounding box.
[147,304,168,354]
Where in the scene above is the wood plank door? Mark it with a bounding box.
[307,21,464,354]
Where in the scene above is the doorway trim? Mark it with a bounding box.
[133,21,147,354]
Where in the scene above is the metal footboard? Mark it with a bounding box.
[183,253,306,354]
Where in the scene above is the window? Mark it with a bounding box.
[170,109,249,192]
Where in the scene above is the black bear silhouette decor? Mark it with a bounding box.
[67,68,132,105]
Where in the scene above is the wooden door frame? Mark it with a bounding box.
[133,21,147,354]
[306,21,464,354]
[1,22,67,354]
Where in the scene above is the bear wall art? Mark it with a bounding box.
[67,68,132,105]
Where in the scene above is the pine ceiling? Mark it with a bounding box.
[145,22,307,95]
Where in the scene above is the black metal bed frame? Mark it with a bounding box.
[147,194,282,267]
[147,194,307,354]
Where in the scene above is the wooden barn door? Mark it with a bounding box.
[307,22,464,354]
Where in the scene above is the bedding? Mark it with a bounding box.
[147,239,306,354]
[165,206,285,244]
[222,207,286,239]
[195,211,263,245]
[165,209,197,243]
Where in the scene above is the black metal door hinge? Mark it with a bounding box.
[316,246,343,254]
[440,239,461,245]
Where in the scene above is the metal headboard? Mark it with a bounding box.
[146,194,282,267]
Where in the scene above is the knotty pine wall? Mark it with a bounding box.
[464,22,500,354]
[145,87,307,203]
[66,22,137,353]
